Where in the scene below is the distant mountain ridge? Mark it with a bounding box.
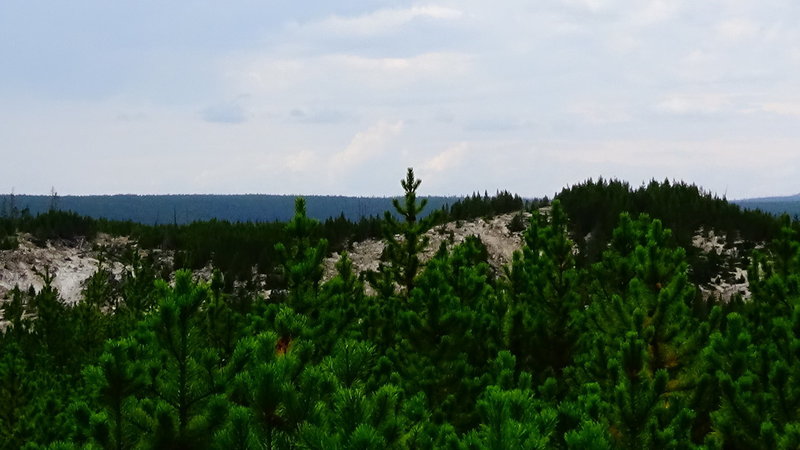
[0,194,462,225]
[736,193,800,203]
[734,193,800,217]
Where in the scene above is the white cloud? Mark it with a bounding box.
[629,0,682,26]
[5,1,800,198]
[559,0,620,13]
[567,102,632,124]
[605,33,641,53]
[422,142,469,173]
[761,102,800,117]
[715,18,760,42]
[330,121,404,172]
[298,5,464,36]
[226,52,473,95]
[283,150,318,172]
[544,138,799,171]
[655,94,733,115]
[201,101,247,124]
[330,52,472,77]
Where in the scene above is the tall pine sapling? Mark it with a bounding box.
[374,168,434,295]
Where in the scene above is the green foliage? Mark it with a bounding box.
[2,172,799,449]
[375,168,435,294]
[460,385,558,449]
[275,197,328,312]
[504,200,583,378]
[392,236,502,429]
[706,220,800,448]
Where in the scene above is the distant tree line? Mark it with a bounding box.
[0,194,464,225]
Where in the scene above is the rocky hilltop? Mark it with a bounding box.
[0,212,754,306]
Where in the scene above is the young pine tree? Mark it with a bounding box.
[373,168,434,295]
[135,271,231,449]
[274,197,328,313]
[573,213,714,448]
[503,200,584,379]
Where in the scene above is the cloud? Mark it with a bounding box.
[761,102,800,117]
[227,52,474,96]
[5,1,800,199]
[715,18,760,42]
[282,150,318,172]
[330,121,404,172]
[422,142,469,173]
[545,138,799,172]
[464,118,527,132]
[655,94,733,115]
[567,102,632,124]
[116,112,147,122]
[201,101,247,124]
[330,52,470,75]
[559,0,620,13]
[289,108,350,124]
[629,0,682,26]
[295,5,464,36]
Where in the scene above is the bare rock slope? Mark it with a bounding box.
[0,213,754,306]
[0,233,128,304]
[324,213,529,281]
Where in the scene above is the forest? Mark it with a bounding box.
[0,169,798,449]
[0,194,465,225]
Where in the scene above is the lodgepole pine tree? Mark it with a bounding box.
[133,271,231,449]
[394,236,501,429]
[313,252,369,354]
[374,168,433,295]
[460,351,558,449]
[298,341,408,449]
[707,220,800,448]
[365,168,435,356]
[573,213,714,448]
[503,199,584,378]
[225,331,322,449]
[0,344,34,449]
[77,338,149,450]
[275,197,328,313]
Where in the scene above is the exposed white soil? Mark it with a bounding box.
[0,233,128,305]
[692,228,752,301]
[323,212,530,282]
[0,215,758,311]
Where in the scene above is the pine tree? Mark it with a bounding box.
[573,213,713,448]
[135,271,231,448]
[707,220,800,448]
[0,344,34,448]
[275,197,328,313]
[79,338,149,450]
[226,331,322,449]
[313,252,368,354]
[374,168,433,295]
[392,236,501,430]
[503,200,583,378]
[460,351,558,449]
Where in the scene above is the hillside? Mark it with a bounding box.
[0,174,797,448]
[0,194,463,224]
[735,193,800,217]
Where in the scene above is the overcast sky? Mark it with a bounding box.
[2,1,799,198]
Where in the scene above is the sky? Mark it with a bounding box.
[1,0,799,198]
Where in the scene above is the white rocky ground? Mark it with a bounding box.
[0,233,129,304]
[324,218,758,302]
[0,214,758,308]
[692,228,752,301]
[322,212,530,282]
